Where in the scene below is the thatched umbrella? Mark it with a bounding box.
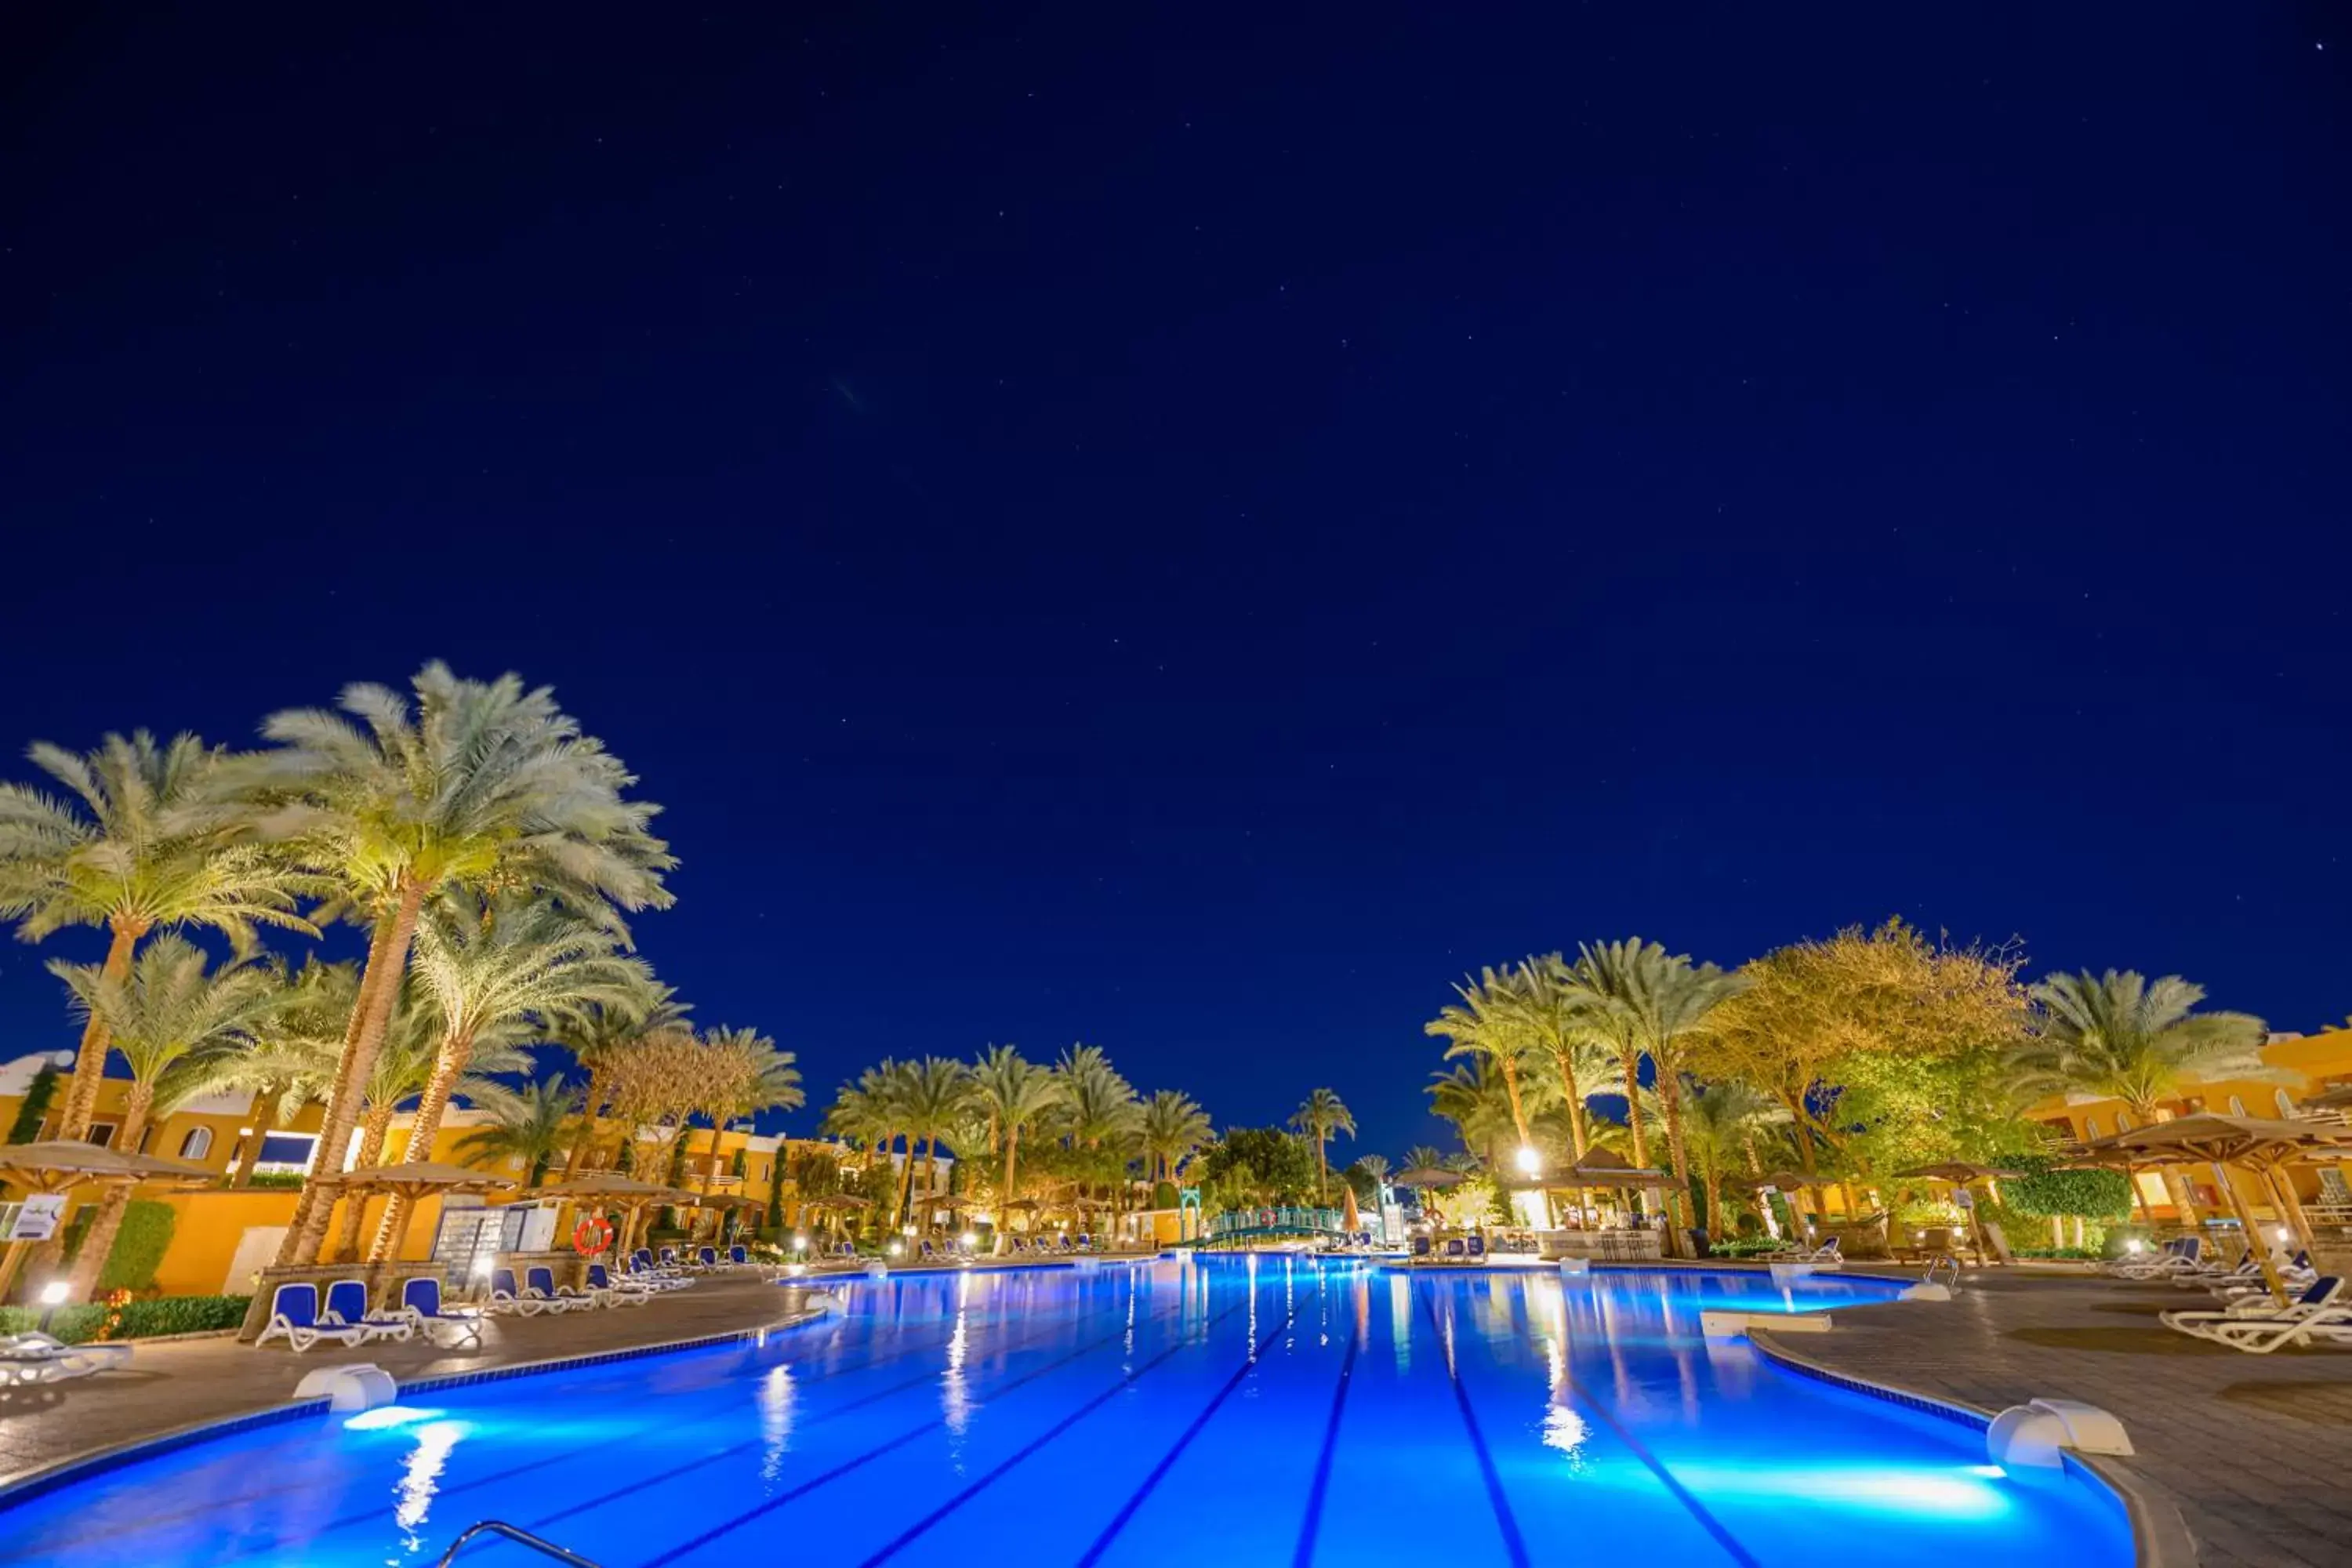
[1393,1166,1464,1189]
[2080,1115,2352,1301]
[0,1143,214,1299]
[310,1163,520,1264]
[525,1173,687,1258]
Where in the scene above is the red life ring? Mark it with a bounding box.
[572,1214,615,1256]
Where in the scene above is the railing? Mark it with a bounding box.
[435,1520,602,1568]
[1920,1254,1963,1294]
[1205,1206,1345,1240]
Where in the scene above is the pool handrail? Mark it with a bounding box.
[435,1519,601,1567]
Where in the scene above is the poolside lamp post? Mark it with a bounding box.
[36,1278,69,1334]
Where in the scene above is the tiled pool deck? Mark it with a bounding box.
[1754,1267,2352,1567]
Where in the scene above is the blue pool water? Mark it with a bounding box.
[0,1258,2135,1567]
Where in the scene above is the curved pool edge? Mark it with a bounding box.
[1746,1325,2193,1568]
[0,1300,832,1514]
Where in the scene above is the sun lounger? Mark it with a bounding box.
[323,1279,414,1344]
[583,1261,654,1306]
[399,1276,485,1347]
[2162,1276,2352,1352]
[486,1267,554,1316]
[1410,1234,1432,1258]
[0,1331,132,1386]
[256,1282,369,1352]
[2111,1236,2201,1279]
[1443,1237,1465,1259]
[523,1265,586,1313]
[1466,1234,1486,1259]
[728,1245,753,1269]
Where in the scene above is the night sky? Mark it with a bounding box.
[2,7,2344,1156]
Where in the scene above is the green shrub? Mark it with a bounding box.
[1708,1236,1787,1258]
[7,1062,61,1143]
[111,1295,250,1338]
[2002,1156,2131,1221]
[97,1200,176,1292]
[0,1304,105,1343]
[243,1171,305,1189]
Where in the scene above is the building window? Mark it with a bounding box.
[2083,1116,2103,1139]
[178,1127,214,1160]
[2116,1112,2134,1132]
[85,1123,118,1149]
[2227,1095,2246,1117]
[2276,1088,2297,1116]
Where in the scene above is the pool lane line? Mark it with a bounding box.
[1552,1368,1760,1568]
[1288,1323,1361,1568]
[102,1313,964,1566]
[633,1292,1239,1568]
[1417,1291,1531,1568]
[187,1282,1129,1568]
[1072,1302,1308,1568]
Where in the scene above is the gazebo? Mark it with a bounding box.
[0,1143,213,1301]
[2078,1114,2352,1301]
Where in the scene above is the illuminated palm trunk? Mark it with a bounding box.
[62,1085,155,1301]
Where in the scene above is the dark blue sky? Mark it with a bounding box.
[2,6,2344,1156]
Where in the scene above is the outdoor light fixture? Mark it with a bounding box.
[2274,1226,2292,1245]
[960,1231,978,1250]
[887,1240,904,1258]
[1514,1146,1541,1178]
[792,1233,808,1251]
[36,1279,68,1333]
[2125,1239,2143,1254]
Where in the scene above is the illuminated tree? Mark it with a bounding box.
[1290,1087,1356,1203]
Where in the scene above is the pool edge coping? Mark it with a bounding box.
[1747,1325,2198,1568]
[0,1300,832,1512]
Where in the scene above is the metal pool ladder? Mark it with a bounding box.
[435,1520,603,1567]
[1920,1254,1963,1294]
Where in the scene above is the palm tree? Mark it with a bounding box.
[48,936,289,1298]
[454,1074,580,1185]
[1424,969,1534,1149]
[1678,1078,1791,1236]
[826,1061,917,1231]
[557,978,689,1178]
[1054,1045,1141,1229]
[206,957,358,1188]
[692,1027,803,1200]
[1512,955,1617,1162]
[1139,1089,1213,1188]
[1427,1059,1526,1171]
[1400,1144,1448,1175]
[1567,939,1749,1230]
[1353,1152,1391,1186]
[970,1046,1065,1254]
[2010,970,2271,1223]
[896,1058,972,1229]
[0,731,318,1145]
[369,893,650,1256]
[1290,1087,1356,1203]
[237,664,675,1266]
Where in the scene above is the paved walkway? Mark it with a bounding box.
[1755,1268,2352,1568]
[0,1272,828,1494]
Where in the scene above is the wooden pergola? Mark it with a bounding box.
[2077,1114,2352,1301]
[310,1163,519,1263]
[0,1142,213,1299]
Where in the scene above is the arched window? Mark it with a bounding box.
[2276,1088,2297,1116]
[2083,1116,2103,1139]
[177,1126,213,1161]
[2228,1095,2247,1116]
[2116,1112,2135,1132]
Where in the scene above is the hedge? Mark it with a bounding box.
[2002,1156,2131,1221]
[98,1200,176,1292]
[0,1294,249,1343]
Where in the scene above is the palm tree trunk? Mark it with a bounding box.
[1499,1058,1531,1146]
[701,1122,726,1196]
[279,884,426,1266]
[368,1026,474,1261]
[334,1104,398,1261]
[564,1067,609,1179]
[62,1087,154,1301]
[994,1127,1022,1256]
[1315,1135,1328,1204]
[891,1133,916,1233]
[918,1136,938,1232]
[232,1089,279,1189]
[54,920,143,1140]
[1621,1050,1650,1168]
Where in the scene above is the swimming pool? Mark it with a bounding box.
[0,1258,2135,1566]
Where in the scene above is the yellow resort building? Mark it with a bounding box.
[2022,1025,2352,1233]
[0,1051,934,1300]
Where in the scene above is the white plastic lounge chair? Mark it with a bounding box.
[486,1268,554,1317]
[0,1332,132,1386]
[401,1276,485,1348]
[256,1282,368,1352]
[2112,1236,2201,1279]
[583,1261,653,1306]
[523,1265,585,1312]
[323,1279,414,1344]
[2163,1276,2352,1352]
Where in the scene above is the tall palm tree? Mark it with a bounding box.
[1290,1087,1356,1203]
[970,1046,1065,1254]
[454,1074,580,1185]
[896,1058,972,1228]
[1424,969,1534,1149]
[1512,955,1617,1162]
[557,978,689,1178]
[1568,939,1749,1221]
[1400,1144,1448,1175]
[1139,1089,1213,1187]
[692,1027,803,1200]
[2009,970,2271,1223]
[0,731,318,1144]
[1054,1046,1140,1230]
[826,1061,917,1230]
[1427,1059,1526,1171]
[369,893,650,1257]
[237,664,675,1265]
[48,937,289,1298]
